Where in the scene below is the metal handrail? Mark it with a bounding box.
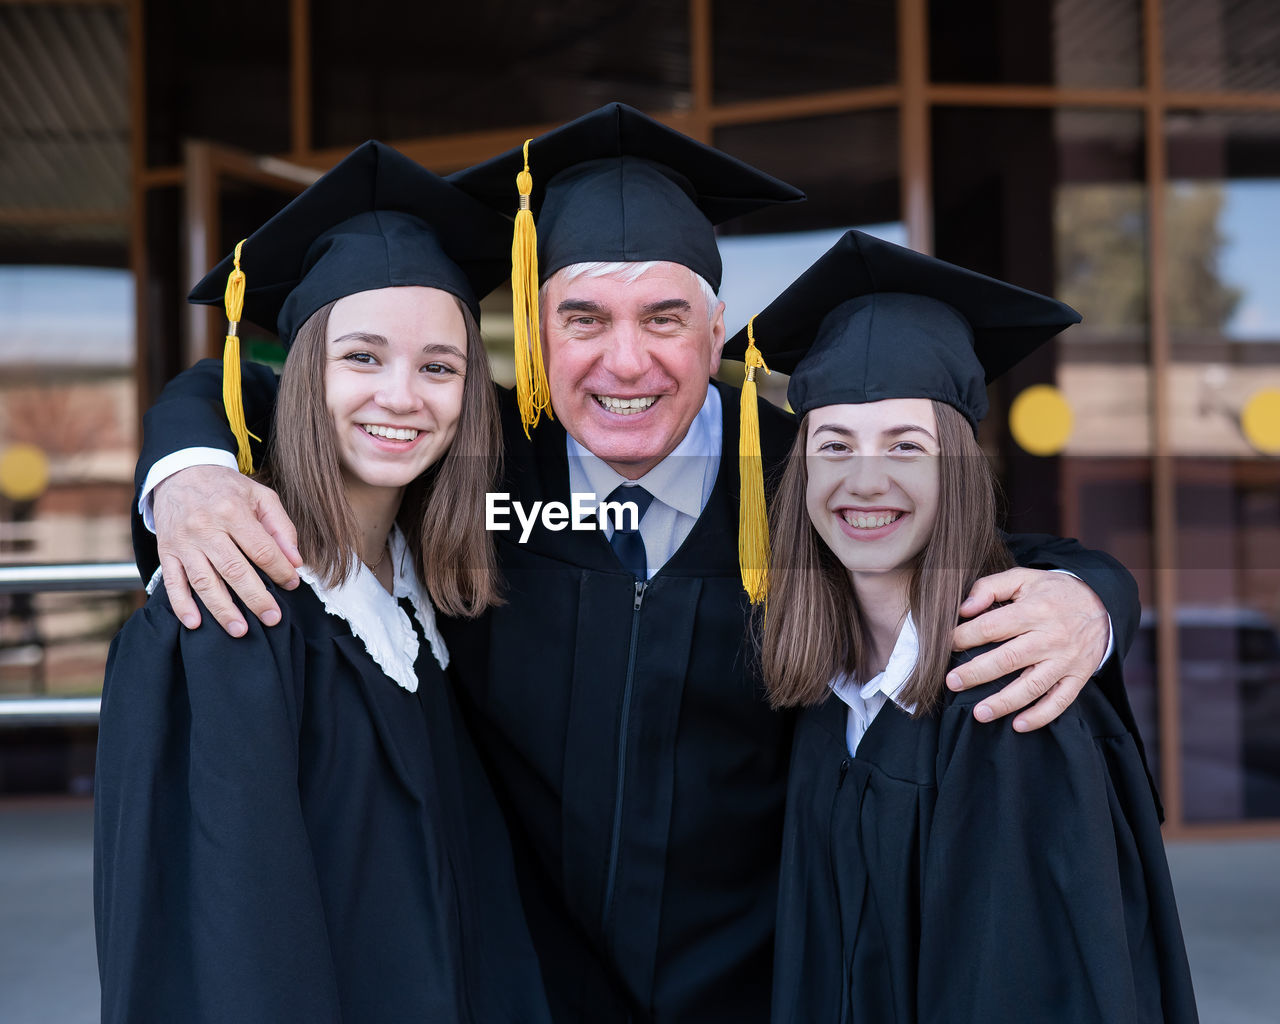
[0,562,142,594]
[0,697,101,724]
[0,562,142,724]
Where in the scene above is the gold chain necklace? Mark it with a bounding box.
[362,541,389,573]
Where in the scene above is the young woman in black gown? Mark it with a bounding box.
[737,230,1199,1024]
[94,142,551,1024]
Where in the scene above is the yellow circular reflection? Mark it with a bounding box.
[1241,389,1280,455]
[0,443,50,502]
[1009,385,1073,456]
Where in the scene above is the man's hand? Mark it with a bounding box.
[153,466,302,636]
[948,568,1109,733]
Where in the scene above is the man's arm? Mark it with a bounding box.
[950,534,1139,733]
[134,358,298,635]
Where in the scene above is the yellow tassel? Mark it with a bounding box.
[221,239,258,475]
[739,315,771,604]
[511,139,553,438]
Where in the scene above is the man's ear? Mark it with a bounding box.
[707,299,727,375]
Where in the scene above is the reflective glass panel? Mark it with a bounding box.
[1165,111,1280,821]
[311,0,690,148]
[1174,465,1280,820]
[933,106,1158,760]
[714,111,900,408]
[0,267,139,707]
[713,0,896,103]
[929,0,1141,88]
[145,0,291,165]
[715,111,900,236]
[1164,0,1280,92]
[1,2,138,736]
[1165,113,1280,455]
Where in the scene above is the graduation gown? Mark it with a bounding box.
[437,381,801,1023]
[774,654,1198,1024]
[94,557,552,1024]
[132,359,1142,1024]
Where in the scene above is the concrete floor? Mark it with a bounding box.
[1,799,1277,1023]
[1163,838,1280,1024]
[1,801,98,1024]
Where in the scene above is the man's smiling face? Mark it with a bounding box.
[541,262,726,479]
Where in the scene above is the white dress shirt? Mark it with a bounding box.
[829,614,921,756]
[566,386,722,578]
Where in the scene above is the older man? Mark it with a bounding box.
[134,106,1135,1023]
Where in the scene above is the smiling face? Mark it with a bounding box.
[804,398,941,596]
[541,262,726,479]
[324,285,467,516]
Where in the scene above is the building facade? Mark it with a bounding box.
[1,0,1279,835]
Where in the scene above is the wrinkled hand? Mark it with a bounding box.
[153,466,302,636]
[948,568,1109,732]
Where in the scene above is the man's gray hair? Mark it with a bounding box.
[540,261,721,324]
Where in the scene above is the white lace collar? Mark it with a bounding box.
[298,526,449,692]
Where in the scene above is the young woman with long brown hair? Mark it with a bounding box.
[737,230,1198,1023]
[94,143,551,1023]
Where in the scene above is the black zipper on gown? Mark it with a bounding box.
[602,578,649,943]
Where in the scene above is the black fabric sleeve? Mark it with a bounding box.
[916,682,1197,1024]
[130,358,281,577]
[1002,532,1146,759]
[94,587,343,1023]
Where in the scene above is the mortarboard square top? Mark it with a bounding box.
[723,230,1082,430]
[188,140,513,345]
[449,103,804,291]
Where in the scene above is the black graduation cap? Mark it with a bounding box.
[189,140,513,341]
[187,140,512,475]
[726,229,1080,605]
[723,229,1081,430]
[448,102,805,435]
[450,102,804,290]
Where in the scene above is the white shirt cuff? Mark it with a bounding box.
[1049,568,1115,674]
[137,447,240,533]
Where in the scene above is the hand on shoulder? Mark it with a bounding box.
[153,465,301,636]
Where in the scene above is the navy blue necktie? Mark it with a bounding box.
[606,484,655,579]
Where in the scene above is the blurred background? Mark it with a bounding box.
[1,0,1278,1020]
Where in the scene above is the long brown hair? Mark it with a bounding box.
[258,294,503,617]
[759,401,1012,713]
